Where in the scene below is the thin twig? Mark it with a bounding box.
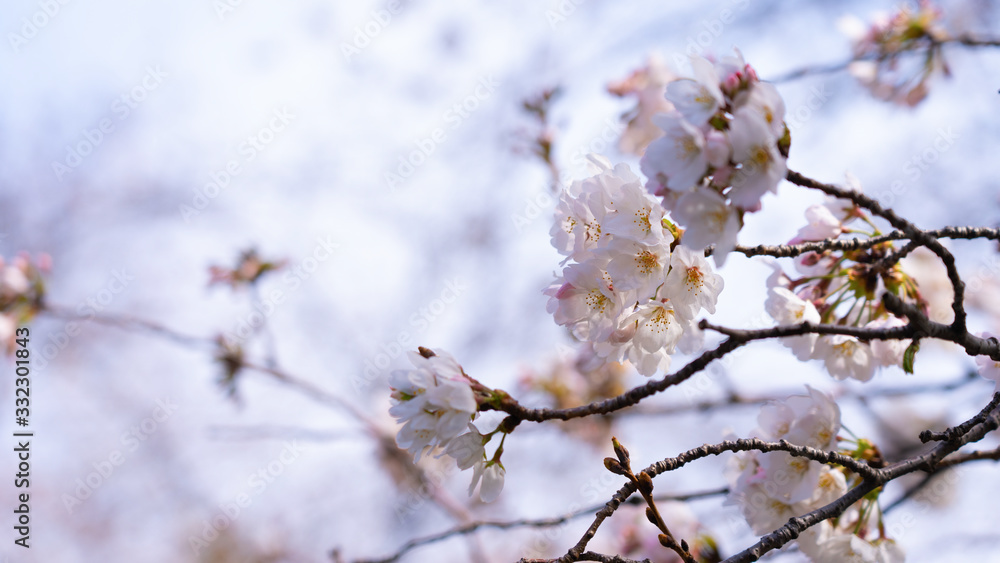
[353,488,726,563]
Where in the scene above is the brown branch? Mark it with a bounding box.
[535,392,1000,563]
[723,393,1000,563]
[770,34,1000,83]
[489,319,937,426]
[352,488,726,563]
[786,169,970,335]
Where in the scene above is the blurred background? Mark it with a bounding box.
[2,0,1000,561]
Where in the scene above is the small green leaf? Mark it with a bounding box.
[903,340,921,374]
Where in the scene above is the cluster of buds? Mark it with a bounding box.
[208,248,286,290]
[840,1,950,106]
[0,253,49,354]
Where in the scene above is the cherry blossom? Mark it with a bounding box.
[793,204,844,243]
[444,425,486,470]
[765,287,821,360]
[866,316,910,368]
[664,55,723,125]
[662,245,724,321]
[602,182,671,245]
[599,237,671,299]
[545,261,626,342]
[673,186,741,262]
[388,350,478,461]
[607,54,676,156]
[813,535,905,563]
[640,113,709,192]
[815,335,877,382]
[728,107,787,209]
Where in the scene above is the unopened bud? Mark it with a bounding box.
[603,457,627,476]
[636,471,654,495]
[611,436,630,465]
[646,507,658,526]
[417,346,436,358]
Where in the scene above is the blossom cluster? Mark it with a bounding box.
[607,54,676,156]
[640,51,789,264]
[388,348,505,502]
[764,182,916,381]
[0,253,49,354]
[545,156,723,377]
[208,248,286,290]
[839,1,949,106]
[726,387,904,562]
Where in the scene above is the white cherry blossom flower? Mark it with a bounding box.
[728,107,786,209]
[732,480,799,534]
[756,451,826,504]
[673,186,741,264]
[765,287,821,361]
[813,534,904,563]
[640,113,709,192]
[389,350,478,461]
[545,262,625,341]
[551,192,602,261]
[603,182,671,246]
[793,204,843,243]
[816,335,877,382]
[600,238,671,300]
[801,466,848,510]
[665,55,723,125]
[611,299,685,376]
[866,316,910,368]
[736,81,786,138]
[607,53,677,156]
[551,160,641,261]
[757,385,841,450]
[793,250,839,277]
[824,172,863,222]
[662,245,724,321]
[444,425,486,470]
